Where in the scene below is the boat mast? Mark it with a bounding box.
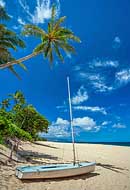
[67,76,76,165]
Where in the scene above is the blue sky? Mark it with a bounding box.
[0,0,130,142]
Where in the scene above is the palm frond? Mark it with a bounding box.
[33,42,47,53]
[66,34,81,43]
[55,33,80,43]
[50,4,56,29]
[22,24,46,37]
[18,62,27,71]
[53,43,64,62]
[0,25,25,48]
[0,40,17,50]
[0,48,13,64]
[48,23,51,33]
[48,47,53,63]
[55,27,74,36]
[11,36,25,48]
[54,16,66,30]
[44,43,51,57]
[3,29,16,36]
[0,6,10,20]
[55,41,76,54]
[8,66,21,80]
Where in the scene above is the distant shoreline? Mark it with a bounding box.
[45,139,130,147]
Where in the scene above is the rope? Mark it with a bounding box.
[61,142,65,163]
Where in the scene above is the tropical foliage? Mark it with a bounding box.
[0,91,49,145]
[0,5,10,20]
[0,5,26,78]
[0,115,32,143]
[22,6,80,64]
[0,5,80,70]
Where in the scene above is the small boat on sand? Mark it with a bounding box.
[16,77,96,179]
[16,162,95,179]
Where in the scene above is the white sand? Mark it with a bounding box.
[0,141,130,190]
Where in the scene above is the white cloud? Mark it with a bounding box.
[74,58,129,93]
[56,105,66,109]
[47,125,70,138]
[73,106,107,115]
[92,81,114,92]
[72,86,88,105]
[90,59,119,68]
[18,0,60,24]
[74,59,130,93]
[45,117,70,138]
[113,36,121,49]
[78,72,88,80]
[66,53,72,59]
[56,101,68,112]
[77,71,114,93]
[18,17,26,25]
[112,123,126,129]
[116,69,130,85]
[32,0,52,24]
[0,0,5,7]
[114,37,121,44]
[101,121,110,126]
[73,117,100,132]
[45,116,101,138]
[54,117,69,126]
[88,74,114,92]
[73,65,81,71]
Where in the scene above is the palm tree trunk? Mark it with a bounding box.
[0,51,43,69]
[9,143,14,161]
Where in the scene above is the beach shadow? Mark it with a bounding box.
[34,142,58,149]
[0,149,59,165]
[0,151,26,165]
[0,160,7,165]
[0,151,9,158]
[17,150,58,161]
[75,160,129,173]
[96,162,129,173]
[22,172,100,183]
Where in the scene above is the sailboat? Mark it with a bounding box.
[16,77,96,179]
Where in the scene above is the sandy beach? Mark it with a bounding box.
[0,141,130,190]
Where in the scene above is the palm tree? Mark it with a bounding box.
[0,25,25,63]
[0,98,10,110]
[0,6,81,69]
[0,6,26,77]
[9,91,26,106]
[0,5,10,20]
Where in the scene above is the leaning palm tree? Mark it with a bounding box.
[0,6,80,69]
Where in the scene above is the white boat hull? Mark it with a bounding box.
[16,162,96,179]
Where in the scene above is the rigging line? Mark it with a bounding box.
[75,145,79,164]
[61,141,65,163]
[67,76,76,165]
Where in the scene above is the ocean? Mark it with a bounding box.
[45,138,130,147]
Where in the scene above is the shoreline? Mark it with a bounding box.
[44,140,130,147]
